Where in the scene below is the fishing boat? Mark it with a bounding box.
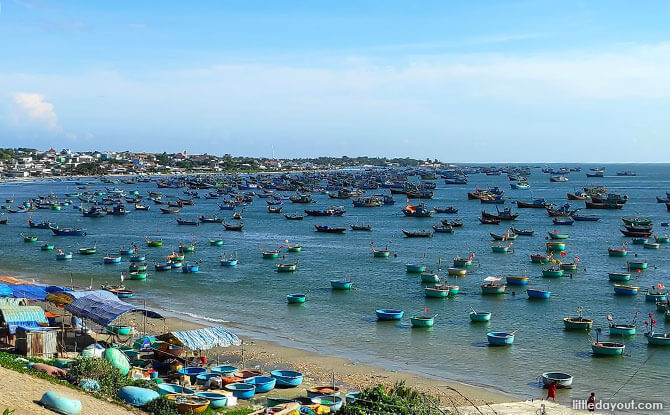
[510,227,534,236]
[469,310,492,322]
[220,253,238,266]
[267,206,283,214]
[179,242,196,253]
[646,332,670,346]
[128,263,148,272]
[552,217,574,226]
[547,231,568,239]
[118,247,134,256]
[22,234,38,243]
[134,204,149,211]
[102,284,133,298]
[145,238,163,247]
[487,331,517,346]
[130,254,145,262]
[420,272,440,283]
[608,272,631,282]
[539,372,573,389]
[564,307,592,330]
[542,267,564,278]
[424,285,449,298]
[531,253,552,264]
[160,207,181,214]
[546,241,566,252]
[276,262,298,272]
[632,237,648,245]
[453,254,474,267]
[79,246,97,255]
[176,218,199,226]
[330,280,352,290]
[223,222,244,231]
[209,239,224,246]
[607,313,637,336]
[490,231,517,240]
[608,247,627,257]
[283,214,304,220]
[182,263,200,273]
[410,314,436,328]
[620,228,652,237]
[50,226,86,236]
[432,225,453,233]
[546,203,579,217]
[127,271,148,280]
[313,225,346,234]
[478,217,500,225]
[304,207,346,217]
[646,285,667,302]
[527,289,551,299]
[550,176,568,183]
[434,206,458,214]
[401,204,434,217]
[287,244,302,252]
[644,242,660,249]
[447,267,467,276]
[402,229,433,238]
[261,250,280,259]
[406,264,426,273]
[613,284,639,296]
[516,199,549,209]
[82,206,107,217]
[154,263,172,272]
[164,395,210,413]
[510,181,530,190]
[481,207,518,221]
[592,341,625,356]
[571,213,600,221]
[627,260,648,270]
[491,243,511,253]
[506,276,529,286]
[55,251,73,260]
[375,309,404,320]
[350,224,372,231]
[481,277,506,295]
[104,255,122,264]
[41,243,54,251]
[28,219,52,229]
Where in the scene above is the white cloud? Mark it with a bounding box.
[12,92,61,131]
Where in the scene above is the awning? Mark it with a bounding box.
[0,305,48,334]
[10,285,48,301]
[46,289,118,305]
[158,327,241,351]
[65,294,162,327]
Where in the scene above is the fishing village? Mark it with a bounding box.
[0,160,667,415]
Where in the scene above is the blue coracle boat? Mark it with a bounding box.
[270,370,303,387]
[527,289,551,299]
[376,309,404,320]
[487,331,517,346]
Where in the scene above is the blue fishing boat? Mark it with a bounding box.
[527,289,551,299]
[220,252,238,266]
[330,280,353,290]
[130,254,145,262]
[182,263,200,273]
[50,226,86,236]
[375,309,404,320]
[104,255,122,264]
[243,376,276,393]
[506,276,529,286]
[119,247,134,256]
[154,263,172,272]
[55,251,73,260]
[487,330,517,346]
[614,285,639,296]
[225,383,255,399]
[571,213,600,222]
[270,370,303,387]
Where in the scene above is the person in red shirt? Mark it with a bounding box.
[587,392,596,412]
[547,381,557,400]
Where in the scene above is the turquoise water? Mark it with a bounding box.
[1,164,670,411]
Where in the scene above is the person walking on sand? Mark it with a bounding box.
[587,392,596,412]
[547,381,557,401]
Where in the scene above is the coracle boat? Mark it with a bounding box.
[481,277,506,295]
[56,251,73,260]
[548,231,568,239]
[487,330,517,346]
[22,234,38,243]
[469,310,492,322]
[539,372,573,389]
[542,267,564,278]
[627,260,648,270]
[410,314,436,328]
[165,394,210,413]
[546,241,566,252]
[506,276,529,286]
[447,267,467,276]
[287,244,302,252]
[286,293,306,304]
[453,254,475,268]
[613,284,639,296]
[531,253,552,264]
[330,280,352,290]
[608,247,627,257]
[607,313,637,336]
[270,370,303,387]
[424,285,449,298]
[41,243,55,251]
[220,253,238,266]
[104,255,122,264]
[406,263,426,273]
[592,341,625,356]
[527,289,551,299]
[608,272,631,282]
[420,272,440,283]
[276,262,298,272]
[145,238,163,247]
[376,309,403,320]
[564,307,592,330]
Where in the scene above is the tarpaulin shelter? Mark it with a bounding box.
[9,285,48,301]
[0,305,48,334]
[157,326,241,351]
[65,293,161,327]
[0,283,12,297]
[46,289,117,305]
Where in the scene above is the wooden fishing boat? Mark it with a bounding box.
[447,267,467,276]
[56,251,73,260]
[542,267,564,278]
[284,214,304,220]
[620,228,652,237]
[552,217,574,226]
[592,342,625,356]
[510,227,534,236]
[506,276,529,286]
[160,207,181,214]
[267,206,283,214]
[434,206,458,214]
[622,216,653,226]
[50,226,86,236]
[644,242,660,249]
[613,284,639,295]
[262,250,280,259]
[481,277,506,295]
[28,219,52,229]
[627,260,648,270]
[608,272,631,282]
[410,314,436,328]
[176,218,199,226]
[420,272,440,283]
[539,372,573,388]
[330,280,352,290]
[530,253,552,264]
[453,255,474,267]
[376,309,404,320]
[527,289,551,299]
[406,264,426,273]
[350,223,372,231]
[481,207,518,221]
[432,225,454,233]
[487,331,516,346]
[315,225,346,233]
[546,241,566,252]
[442,219,464,228]
[276,262,298,272]
[478,217,500,225]
[516,199,549,209]
[79,246,97,255]
[608,247,627,257]
[563,317,593,330]
[491,244,511,253]
[401,229,433,238]
[470,311,492,322]
[490,231,517,240]
[548,231,569,239]
[287,244,302,252]
[223,222,244,231]
[571,213,600,221]
[134,204,149,211]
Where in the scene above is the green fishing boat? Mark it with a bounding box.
[287,293,306,304]
[469,311,492,322]
[453,255,474,267]
[209,239,224,246]
[546,242,565,252]
[542,268,564,278]
[424,286,449,298]
[146,239,163,247]
[287,245,302,252]
[410,314,436,328]
[655,235,670,244]
[420,272,440,283]
[628,261,648,270]
[179,243,196,253]
[79,246,97,255]
[592,342,625,356]
[262,251,280,259]
[608,247,627,257]
[491,244,510,253]
[559,262,578,271]
[564,307,592,330]
[129,263,148,272]
[41,244,55,251]
[609,272,631,282]
[547,232,569,239]
[22,234,38,243]
[128,272,148,280]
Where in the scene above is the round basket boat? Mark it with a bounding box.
[165,394,210,413]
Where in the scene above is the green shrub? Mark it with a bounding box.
[68,357,134,397]
[3,409,16,415]
[143,396,179,415]
[340,382,445,415]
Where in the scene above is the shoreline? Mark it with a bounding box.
[5,269,518,408]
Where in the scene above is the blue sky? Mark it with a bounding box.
[2,1,670,162]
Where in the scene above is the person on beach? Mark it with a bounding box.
[587,392,596,412]
[546,381,557,401]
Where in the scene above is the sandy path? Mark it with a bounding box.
[0,366,136,415]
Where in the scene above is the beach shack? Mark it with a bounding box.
[155,326,242,361]
[0,305,56,358]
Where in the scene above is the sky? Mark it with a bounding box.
[1,1,670,162]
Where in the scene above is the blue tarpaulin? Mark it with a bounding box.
[0,305,48,334]
[65,294,162,327]
[0,283,12,297]
[10,285,48,301]
[159,327,241,351]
